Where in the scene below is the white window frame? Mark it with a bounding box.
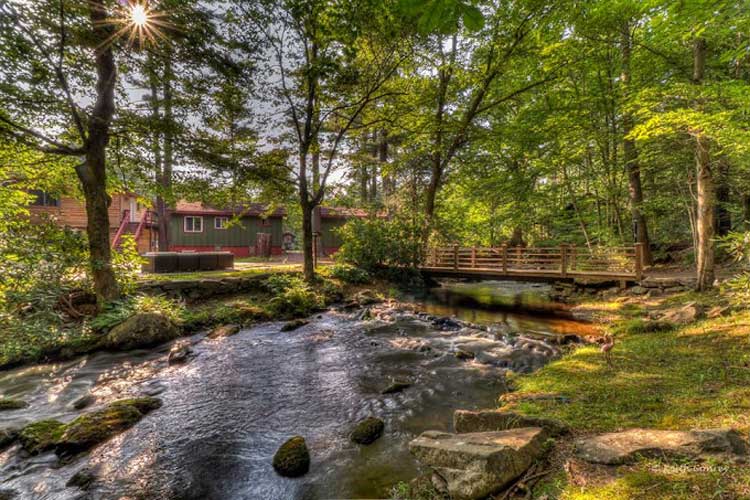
[214,216,229,230]
[184,216,203,233]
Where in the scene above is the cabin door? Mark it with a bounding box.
[129,198,137,222]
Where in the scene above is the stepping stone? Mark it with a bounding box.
[454,409,569,437]
[575,428,749,465]
[409,428,548,500]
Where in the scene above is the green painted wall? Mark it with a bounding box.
[321,218,347,248]
[169,215,283,247]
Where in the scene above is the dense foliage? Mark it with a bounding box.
[335,214,425,270]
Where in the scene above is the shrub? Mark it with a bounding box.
[262,274,324,317]
[89,295,184,332]
[719,231,750,304]
[335,212,425,271]
[263,273,305,295]
[0,217,89,316]
[327,263,371,284]
[112,235,146,296]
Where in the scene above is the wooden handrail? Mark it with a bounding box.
[111,209,130,249]
[422,244,642,280]
[133,210,150,243]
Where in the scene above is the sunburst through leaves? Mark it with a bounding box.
[101,0,171,49]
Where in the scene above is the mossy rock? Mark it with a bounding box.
[208,324,241,339]
[66,467,99,490]
[0,488,18,500]
[381,381,411,394]
[350,417,384,445]
[272,436,310,477]
[19,419,65,454]
[103,313,180,350]
[109,397,162,414]
[0,398,28,411]
[281,319,309,332]
[56,397,161,456]
[0,428,19,451]
[236,305,271,322]
[455,349,475,360]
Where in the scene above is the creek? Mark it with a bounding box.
[0,280,596,499]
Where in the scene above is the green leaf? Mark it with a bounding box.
[461,4,484,32]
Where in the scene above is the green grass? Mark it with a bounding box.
[138,264,304,282]
[509,293,750,499]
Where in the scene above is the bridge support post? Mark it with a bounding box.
[561,244,568,278]
[635,243,644,281]
[501,244,508,274]
[471,247,476,268]
[453,245,459,270]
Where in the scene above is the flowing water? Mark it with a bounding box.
[0,281,597,500]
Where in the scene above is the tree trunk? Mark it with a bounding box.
[160,58,174,251]
[509,227,525,247]
[692,37,715,290]
[80,0,119,303]
[621,22,652,265]
[742,193,750,230]
[695,135,715,290]
[148,62,169,252]
[301,199,315,282]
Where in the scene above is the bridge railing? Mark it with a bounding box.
[424,244,643,280]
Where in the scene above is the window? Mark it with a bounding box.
[29,190,60,207]
[214,216,229,230]
[184,216,203,233]
[261,218,272,227]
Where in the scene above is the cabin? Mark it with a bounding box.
[168,201,286,257]
[313,206,386,256]
[26,190,156,254]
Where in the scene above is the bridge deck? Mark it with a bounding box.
[422,245,644,282]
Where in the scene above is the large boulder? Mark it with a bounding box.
[0,398,28,411]
[350,417,385,445]
[56,398,161,457]
[409,428,548,500]
[103,313,180,350]
[19,397,162,457]
[659,302,704,325]
[454,409,569,437]
[272,436,310,477]
[575,428,749,465]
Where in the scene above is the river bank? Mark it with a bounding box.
[494,289,750,499]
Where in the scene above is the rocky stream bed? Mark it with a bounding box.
[0,281,596,499]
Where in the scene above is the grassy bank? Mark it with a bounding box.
[504,291,750,499]
[0,265,382,371]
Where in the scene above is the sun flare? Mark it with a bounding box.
[131,4,149,28]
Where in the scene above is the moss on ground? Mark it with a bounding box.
[507,291,750,499]
[19,419,65,454]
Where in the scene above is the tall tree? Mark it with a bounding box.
[0,0,128,302]
[233,0,407,280]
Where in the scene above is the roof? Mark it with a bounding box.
[172,200,286,217]
[318,207,387,219]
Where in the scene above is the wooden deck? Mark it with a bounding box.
[422,244,644,282]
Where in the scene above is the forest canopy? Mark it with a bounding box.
[0,0,748,293]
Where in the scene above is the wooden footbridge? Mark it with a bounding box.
[422,244,645,282]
